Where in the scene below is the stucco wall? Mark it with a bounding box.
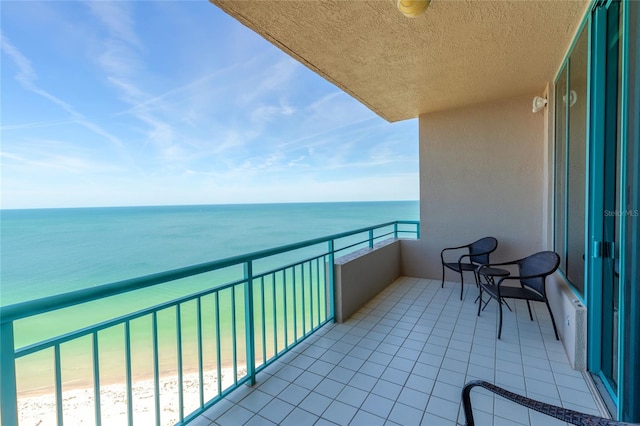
[334,240,401,322]
[403,93,545,281]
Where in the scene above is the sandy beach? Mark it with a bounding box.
[18,367,247,426]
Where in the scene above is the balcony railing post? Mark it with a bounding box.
[328,240,335,322]
[1,320,19,426]
[368,230,374,248]
[394,222,398,239]
[244,261,256,385]
[416,222,421,239]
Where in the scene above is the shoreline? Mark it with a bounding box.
[17,360,242,398]
[19,366,247,426]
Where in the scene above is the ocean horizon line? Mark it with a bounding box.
[1,199,419,212]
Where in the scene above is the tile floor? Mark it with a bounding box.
[190,276,605,426]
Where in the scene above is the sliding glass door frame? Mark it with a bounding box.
[587,0,635,420]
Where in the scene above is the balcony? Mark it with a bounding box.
[189,277,604,426]
[1,221,606,425]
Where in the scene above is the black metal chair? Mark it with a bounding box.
[476,250,560,339]
[440,237,498,300]
[462,380,634,426]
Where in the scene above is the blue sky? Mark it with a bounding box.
[0,1,418,209]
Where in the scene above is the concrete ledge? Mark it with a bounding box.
[334,239,401,322]
[547,273,587,370]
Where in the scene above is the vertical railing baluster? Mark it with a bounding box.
[272,273,277,356]
[369,229,374,248]
[124,321,133,426]
[328,240,336,321]
[321,254,329,321]
[282,270,288,349]
[260,276,266,366]
[231,286,238,384]
[243,262,256,385]
[416,222,421,239]
[214,292,222,396]
[309,260,314,330]
[1,321,18,426]
[92,332,102,426]
[292,267,298,342]
[394,222,398,239]
[176,305,184,423]
[301,263,306,335]
[54,344,64,425]
[316,258,321,325]
[152,312,160,426]
[197,298,204,408]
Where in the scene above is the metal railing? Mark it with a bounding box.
[0,220,419,425]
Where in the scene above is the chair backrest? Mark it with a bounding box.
[469,237,498,264]
[518,251,560,295]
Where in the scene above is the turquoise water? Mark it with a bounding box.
[1,201,418,306]
[1,201,418,393]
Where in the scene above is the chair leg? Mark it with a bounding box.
[526,300,533,321]
[460,272,464,300]
[441,264,446,288]
[545,301,560,340]
[477,288,482,316]
[498,300,503,339]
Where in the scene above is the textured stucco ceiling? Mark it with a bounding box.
[210,0,589,122]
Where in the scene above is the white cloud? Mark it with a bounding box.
[1,34,126,149]
[0,2,419,209]
[86,1,141,50]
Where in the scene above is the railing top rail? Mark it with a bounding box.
[1,220,419,323]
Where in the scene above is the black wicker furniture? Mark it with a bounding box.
[462,380,634,426]
[440,237,498,300]
[476,250,561,339]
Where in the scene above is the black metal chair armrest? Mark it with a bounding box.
[441,244,471,261]
[462,380,634,426]
[495,272,547,283]
[442,243,472,252]
[477,259,520,269]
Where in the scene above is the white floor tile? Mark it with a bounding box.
[189,277,601,426]
[215,405,253,426]
[280,407,319,426]
[278,383,310,406]
[425,395,461,420]
[350,409,386,426]
[337,385,369,408]
[361,393,395,419]
[299,392,332,416]
[315,377,346,398]
[259,398,295,424]
[322,400,358,424]
[371,379,403,400]
[388,401,424,424]
[237,389,273,412]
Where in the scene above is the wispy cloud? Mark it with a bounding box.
[238,57,300,105]
[1,146,122,175]
[1,2,419,209]
[1,33,125,149]
[87,1,141,51]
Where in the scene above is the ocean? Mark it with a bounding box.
[1,201,418,306]
[1,201,418,396]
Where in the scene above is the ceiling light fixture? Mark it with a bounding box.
[396,0,431,18]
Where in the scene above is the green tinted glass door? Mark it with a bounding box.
[602,0,622,394]
[591,0,623,398]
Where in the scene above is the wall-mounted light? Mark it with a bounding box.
[396,0,431,18]
[563,90,577,107]
[532,96,548,113]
